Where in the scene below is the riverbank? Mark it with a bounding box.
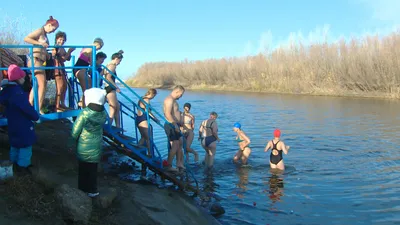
[126,82,400,100]
[0,120,221,225]
[127,30,400,99]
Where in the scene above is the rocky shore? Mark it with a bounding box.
[0,119,221,225]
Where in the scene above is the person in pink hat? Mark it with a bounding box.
[0,64,40,174]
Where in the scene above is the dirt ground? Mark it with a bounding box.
[0,119,220,225]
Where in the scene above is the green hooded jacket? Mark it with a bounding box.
[71,106,107,163]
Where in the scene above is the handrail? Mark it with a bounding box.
[99,67,198,190]
[96,72,163,164]
[101,65,167,126]
[0,44,97,113]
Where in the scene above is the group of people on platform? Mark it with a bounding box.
[0,16,291,198]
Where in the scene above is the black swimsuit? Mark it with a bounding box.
[270,140,283,165]
[135,99,148,125]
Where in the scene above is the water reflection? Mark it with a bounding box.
[267,174,285,204]
[235,166,249,199]
[201,169,219,199]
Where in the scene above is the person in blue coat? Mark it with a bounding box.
[0,64,40,173]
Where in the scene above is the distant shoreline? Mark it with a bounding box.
[126,83,400,100]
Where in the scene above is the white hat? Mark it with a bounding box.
[84,88,107,106]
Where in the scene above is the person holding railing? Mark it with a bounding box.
[73,38,104,107]
[52,31,75,112]
[136,88,160,178]
[24,16,59,115]
[181,103,199,163]
[104,50,124,129]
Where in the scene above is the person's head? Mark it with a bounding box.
[96,52,107,66]
[111,50,124,65]
[143,88,157,100]
[84,88,107,107]
[273,129,281,138]
[171,85,185,100]
[233,122,241,132]
[184,103,191,112]
[93,38,104,50]
[210,111,218,120]
[7,64,26,85]
[55,31,66,46]
[43,16,59,34]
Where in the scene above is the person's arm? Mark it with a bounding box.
[239,131,251,148]
[68,111,85,150]
[264,141,272,152]
[24,28,48,47]
[281,142,290,154]
[211,121,220,142]
[145,100,159,123]
[198,121,204,140]
[191,114,195,130]
[15,92,39,121]
[59,47,75,62]
[71,112,85,141]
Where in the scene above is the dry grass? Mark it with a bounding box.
[128,30,400,98]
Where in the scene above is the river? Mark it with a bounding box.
[116,87,400,225]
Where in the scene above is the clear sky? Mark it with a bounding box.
[1,0,399,80]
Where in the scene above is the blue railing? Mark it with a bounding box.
[99,66,198,188]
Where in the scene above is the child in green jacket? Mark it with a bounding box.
[70,88,107,197]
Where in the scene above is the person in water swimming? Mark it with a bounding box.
[264,129,290,170]
[24,16,59,114]
[73,37,104,107]
[199,111,220,168]
[181,103,199,163]
[232,122,252,165]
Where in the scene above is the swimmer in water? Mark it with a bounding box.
[264,129,290,170]
[232,122,251,165]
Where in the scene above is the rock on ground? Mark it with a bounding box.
[54,184,92,225]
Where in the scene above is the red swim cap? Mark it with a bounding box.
[273,129,281,137]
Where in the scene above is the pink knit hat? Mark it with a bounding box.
[8,64,26,81]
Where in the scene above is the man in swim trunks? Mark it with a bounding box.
[264,129,290,170]
[199,111,220,168]
[163,85,185,172]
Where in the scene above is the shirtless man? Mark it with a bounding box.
[163,85,185,172]
[199,112,220,168]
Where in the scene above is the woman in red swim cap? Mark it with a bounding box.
[264,129,290,170]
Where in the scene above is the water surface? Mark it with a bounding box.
[116,88,400,225]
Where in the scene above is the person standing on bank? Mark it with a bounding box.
[0,65,40,174]
[70,88,107,197]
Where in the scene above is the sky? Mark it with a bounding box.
[0,0,399,80]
